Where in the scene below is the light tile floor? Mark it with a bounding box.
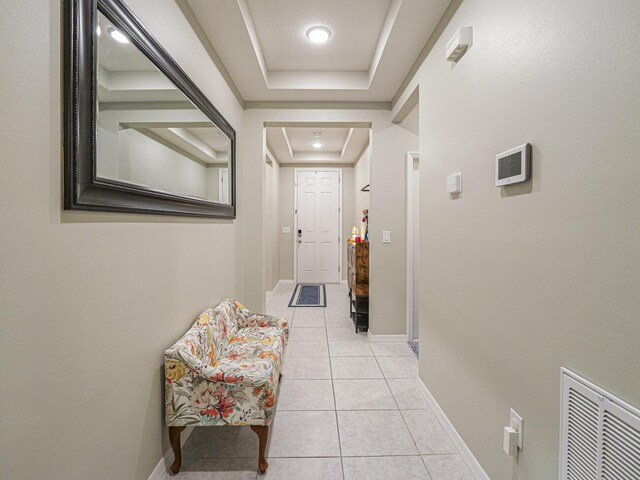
[177,283,473,480]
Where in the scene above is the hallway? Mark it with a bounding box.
[175,283,472,479]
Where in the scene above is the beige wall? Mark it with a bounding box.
[278,167,296,281]
[264,158,281,291]
[354,144,371,234]
[0,1,245,479]
[264,162,274,290]
[276,166,353,283]
[368,126,418,334]
[341,167,354,281]
[394,0,640,478]
[270,160,281,289]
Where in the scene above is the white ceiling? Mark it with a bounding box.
[97,12,188,103]
[98,12,157,72]
[266,127,369,164]
[248,0,390,71]
[188,127,231,152]
[181,0,451,103]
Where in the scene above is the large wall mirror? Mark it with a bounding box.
[64,0,236,218]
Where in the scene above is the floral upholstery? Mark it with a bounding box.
[165,300,289,427]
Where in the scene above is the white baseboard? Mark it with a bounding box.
[415,378,490,480]
[367,331,408,342]
[277,279,294,293]
[340,279,347,284]
[268,279,294,296]
[148,426,195,480]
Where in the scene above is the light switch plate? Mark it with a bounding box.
[447,172,462,194]
[282,227,291,234]
[382,231,391,243]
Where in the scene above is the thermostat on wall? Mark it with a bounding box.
[495,143,531,187]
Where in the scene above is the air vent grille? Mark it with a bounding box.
[561,368,640,480]
[601,410,640,479]
[566,388,599,479]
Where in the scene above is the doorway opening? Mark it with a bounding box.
[262,122,372,306]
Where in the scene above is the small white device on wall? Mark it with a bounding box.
[495,143,531,187]
[446,26,473,63]
[447,172,462,194]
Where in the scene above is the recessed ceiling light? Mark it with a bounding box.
[311,141,323,149]
[312,131,322,137]
[306,26,331,44]
[108,27,129,44]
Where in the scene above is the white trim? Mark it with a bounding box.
[367,331,408,342]
[218,168,229,204]
[245,100,391,111]
[147,459,168,480]
[269,279,294,296]
[406,152,420,342]
[340,279,347,285]
[415,378,490,480]
[148,427,195,480]
[293,168,343,285]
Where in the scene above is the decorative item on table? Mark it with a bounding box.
[349,226,361,243]
[361,209,369,242]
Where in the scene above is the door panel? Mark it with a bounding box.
[297,171,340,283]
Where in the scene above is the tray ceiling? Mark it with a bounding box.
[266,127,369,164]
[179,0,452,103]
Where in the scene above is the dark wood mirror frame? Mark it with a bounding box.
[63,0,236,218]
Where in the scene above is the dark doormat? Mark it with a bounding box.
[289,284,327,307]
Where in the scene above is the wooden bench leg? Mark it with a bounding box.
[169,426,186,474]
[250,425,269,474]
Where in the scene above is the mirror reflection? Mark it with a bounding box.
[96,12,231,204]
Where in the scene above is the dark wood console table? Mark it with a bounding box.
[347,241,369,332]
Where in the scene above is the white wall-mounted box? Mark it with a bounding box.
[447,172,462,194]
[446,26,473,63]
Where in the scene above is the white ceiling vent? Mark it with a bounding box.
[446,26,472,63]
[560,368,640,480]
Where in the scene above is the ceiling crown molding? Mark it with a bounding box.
[391,0,462,108]
[244,101,391,110]
[175,0,246,107]
[177,0,456,110]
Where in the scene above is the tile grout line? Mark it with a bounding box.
[272,286,437,477]
[370,350,435,479]
[323,290,347,480]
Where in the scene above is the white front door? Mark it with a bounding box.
[296,170,340,283]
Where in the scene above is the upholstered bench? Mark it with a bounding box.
[164,299,288,474]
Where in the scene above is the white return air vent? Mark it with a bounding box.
[561,368,640,480]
